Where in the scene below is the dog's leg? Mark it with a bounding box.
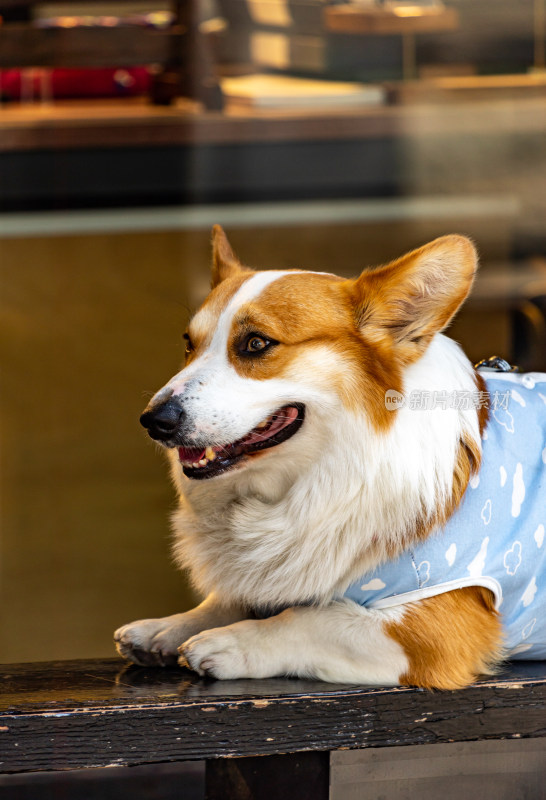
[114,593,247,666]
[180,588,502,687]
[179,600,409,684]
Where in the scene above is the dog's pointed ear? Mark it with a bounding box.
[211,225,243,288]
[350,235,477,359]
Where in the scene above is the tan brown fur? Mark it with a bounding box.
[223,272,402,429]
[347,235,477,366]
[193,234,475,433]
[387,586,503,689]
[211,225,247,288]
[185,226,254,359]
[186,271,253,359]
[475,369,491,436]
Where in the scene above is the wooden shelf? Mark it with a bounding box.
[2,95,546,152]
[324,5,459,35]
[0,24,173,69]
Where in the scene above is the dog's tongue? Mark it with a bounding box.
[241,406,299,446]
[178,446,205,462]
[177,407,300,464]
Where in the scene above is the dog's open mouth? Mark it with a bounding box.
[178,403,305,480]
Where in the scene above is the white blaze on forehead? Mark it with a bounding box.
[163,268,337,401]
[208,270,296,357]
[191,268,335,353]
[165,270,296,398]
[190,304,218,342]
[188,270,295,356]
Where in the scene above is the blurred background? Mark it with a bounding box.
[1,0,546,663]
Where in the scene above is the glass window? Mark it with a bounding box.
[1,0,545,661]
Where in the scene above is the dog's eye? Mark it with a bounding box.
[243,335,272,354]
[183,332,194,355]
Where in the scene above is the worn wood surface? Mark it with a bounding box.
[1,659,545,773]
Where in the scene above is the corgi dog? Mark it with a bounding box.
[115,227,546,689]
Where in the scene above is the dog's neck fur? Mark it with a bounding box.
[170,333,482,610]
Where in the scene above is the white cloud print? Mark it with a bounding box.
[511,463,525,518]
[535,524,545,549]
[467,537,489,578]
[445,543,457,567]
[522,577,537,608]
[492,406,514,433]
[511,389,526,407]
[504,541,522,576]
[522,618,536,640]
[481,499,492,525]
[360,578,386,591]
[417,561,430,587]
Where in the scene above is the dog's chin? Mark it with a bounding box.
[178,404,305,481]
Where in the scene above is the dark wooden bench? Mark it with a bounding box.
[1,659,546,799]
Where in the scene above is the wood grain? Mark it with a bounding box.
[1,659,545,773]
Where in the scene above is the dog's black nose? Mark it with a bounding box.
[140,400,184,441]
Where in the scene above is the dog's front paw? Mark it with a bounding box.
[114,616,191,667]
[179,626,253,679]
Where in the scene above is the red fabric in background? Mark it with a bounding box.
[0,67,151,100]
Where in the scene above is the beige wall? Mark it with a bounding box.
[0,230,208,662]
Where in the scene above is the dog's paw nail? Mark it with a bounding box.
[178,653,190,669]
[199,658,217,676]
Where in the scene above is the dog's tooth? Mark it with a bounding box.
[256,419,268,429]
[198,458,207,466]
[205,447,216,461]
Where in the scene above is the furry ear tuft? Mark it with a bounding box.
[211,225,243,288]
[351,235,477,361]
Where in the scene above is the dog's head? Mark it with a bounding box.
[140,226,477,482]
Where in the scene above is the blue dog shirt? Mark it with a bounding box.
[344,372,546,659]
